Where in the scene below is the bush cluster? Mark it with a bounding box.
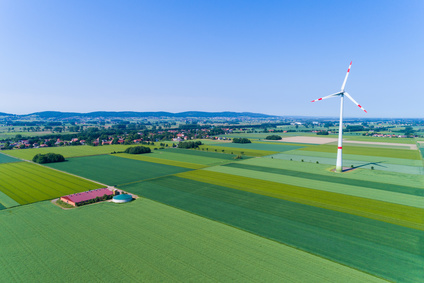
[265,135,282,140]
[178,141,203,149]
[232,138,251,144]
[32,153,65,164]
[75,194,113,207]
[124,146,151,154]
[316,130,329,135]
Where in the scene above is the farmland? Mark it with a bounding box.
[0,199,385,282]
[45,154,191,186]
[1,136,423,282]
[4,144,141,160]
[0,162,101,205]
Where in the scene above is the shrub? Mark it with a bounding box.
[265,135,282,140]
[232,138,251,144]
[124,146,151,154]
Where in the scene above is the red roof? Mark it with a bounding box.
[62,188,113,204]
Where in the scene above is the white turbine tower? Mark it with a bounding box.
[311,61,367,172]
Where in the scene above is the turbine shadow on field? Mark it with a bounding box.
[344,161,387,172]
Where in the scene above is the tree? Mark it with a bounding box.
[124,146,151,154]
[32,153,65,164]
[265,135,282,140]
[232,138,251,144]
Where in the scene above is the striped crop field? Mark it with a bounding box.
[198,145,278,157]
[0,152,20,164]
[0,162,101,205]
[297,144,421,160]
[211,142,305,152]
[115,153,206,169]
[0,200,386,282]
[122,176,422,282]
[45,155,191,186]
[240,157,424,188]
[4,145,147,160]
[177,170,424,230]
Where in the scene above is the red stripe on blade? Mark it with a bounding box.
[338,147,342,149]
[318,98,322,100]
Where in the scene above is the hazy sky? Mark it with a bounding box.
[0,1,423,117]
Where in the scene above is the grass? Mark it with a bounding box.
[0,200,386,282]
[343,135,417,144]
[298,144,421,160]
[0,190,20,208]
[123,176,421,282]
[0,162,101,205]
[198,145,278,157]
[45,155,191,186]
[0,152,20,164]
[177,170,424,230]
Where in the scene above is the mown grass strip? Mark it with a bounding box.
[176,170,424,230]
[198,145,277,157]
[114,153,206,169]
[123,176,421,282]
[298,144,421,160]
[224,163,424,197]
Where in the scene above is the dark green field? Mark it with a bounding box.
[46,154,191,186]
[122,176,423,282]
[0,153,20,164]
[213,142,305,152]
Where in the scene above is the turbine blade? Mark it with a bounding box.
[311,92,341,102]
[344,92,367,113]
[341,61,352,91]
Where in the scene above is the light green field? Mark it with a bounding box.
[177,170,424,231]
[283,149,423,167]
[205,164,424,209]
[212,142,305,152]
[241,157,424,189]
[0,162,101,205]
[343,135,417,144]
[0,200,385,282]
[298,144,421,160]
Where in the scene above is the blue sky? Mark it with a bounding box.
[0,1,423,117]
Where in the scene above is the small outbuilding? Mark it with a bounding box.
[112,194,133,203]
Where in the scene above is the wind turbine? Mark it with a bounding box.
[311,61,367,172]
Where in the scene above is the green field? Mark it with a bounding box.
[0,162,101,205]
[198,145,278,157]
[4,145,144,160]
[297,144,421,160]
[178,170,424,230]
[123,176,422,282]
[0,200,385,282]
[0,152,20,164]
[45,155,191,186]
[212,142,305,152]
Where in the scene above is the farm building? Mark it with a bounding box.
[60,188,113,206]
